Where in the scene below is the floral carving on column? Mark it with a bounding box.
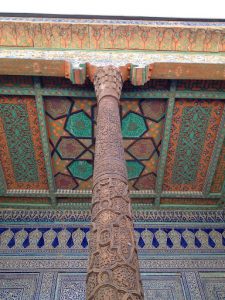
[86,66,144,299]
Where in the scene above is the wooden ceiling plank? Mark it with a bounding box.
[154,80,177,207]
[34,77,57,207]
[0,87,35,95]
[175,91,225,100]
[203,106,225,196]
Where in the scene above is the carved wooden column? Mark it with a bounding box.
[86,66,144,300]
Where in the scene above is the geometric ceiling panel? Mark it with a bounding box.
[55,173,78,190]
[65,111,92,138]
[134,173,156,190]
[45,97,167,191]
[163,99,225,192]
[45,98,95,191]
[0,95,48,190]
[122,99,167,190]
[45,97,72,120]
[68,160,93,180]
[126,160,145,180]
[127,139,156,160]
[122,112,148,138]
[56,138,86,160]
[140,99,166,121]
[0,75,224,209]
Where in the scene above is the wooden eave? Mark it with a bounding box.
[0,16,224,84]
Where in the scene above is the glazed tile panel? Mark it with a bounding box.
[45,97,166,191]
[0,226,224,254]
[0,95,48,190]
[163,99,224,191]
[1,263,225,299]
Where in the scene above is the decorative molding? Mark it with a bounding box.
[203,105,225,195]
[1,17,225,26]
[0,208,224,223]
[219,180,225,206]
[1,256,225,271]
[0,17,224,54]
[4,188,221,198]
[0,225,224,256]
[34,78,57,206]
[155,81,176,206]
[1,85,225,99]
[161,191,221,198]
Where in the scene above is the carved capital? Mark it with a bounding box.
[94,65,123,104]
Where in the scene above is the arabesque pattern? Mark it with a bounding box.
[0,95,48,190]
[164,99,224,191]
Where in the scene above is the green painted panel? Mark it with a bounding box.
[172,106,211,184]
[122,112,147,138]
[0,104,38,182]
[65,111,92,138]
[126,160,144,180]
[68,160,93,180]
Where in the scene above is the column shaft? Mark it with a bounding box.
[86,66,143,300]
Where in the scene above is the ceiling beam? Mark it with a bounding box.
[218,182,225,207]
[154,80,176,206]
[0,50,225,85]
[0,162,6,196]
[1,85,225,99]
[34,77,57,207]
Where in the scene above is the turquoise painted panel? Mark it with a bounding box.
[0,104,38,182]
[172,106,211,184]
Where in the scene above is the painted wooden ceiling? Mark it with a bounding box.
[0,75,224,209]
